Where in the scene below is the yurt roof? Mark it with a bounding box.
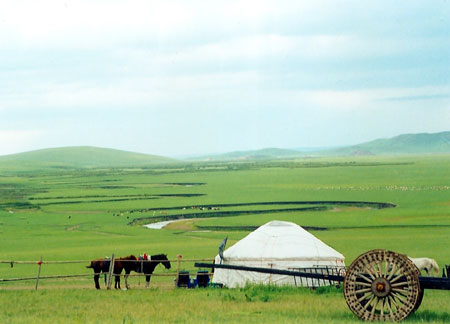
[222,220,344,262]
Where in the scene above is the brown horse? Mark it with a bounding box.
[86,255,138,289]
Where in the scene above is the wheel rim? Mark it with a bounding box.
[344,249,420,321]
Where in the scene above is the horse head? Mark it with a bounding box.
[152,253,171,269]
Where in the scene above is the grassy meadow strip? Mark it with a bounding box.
[0,286,449,324]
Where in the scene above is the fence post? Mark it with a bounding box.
[106,254,115,290]
[175,254,182,286]
[35,256,43,291]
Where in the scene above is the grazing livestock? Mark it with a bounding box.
[87,253,171,289]
[409,257,439,276]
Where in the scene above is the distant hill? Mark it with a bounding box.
[193,147,303,161]
[189,131,450,161]
[0,146,175,169]
[324,131,450,156]
[1,131,448,170]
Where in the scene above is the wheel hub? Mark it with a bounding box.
[371,277,391,297]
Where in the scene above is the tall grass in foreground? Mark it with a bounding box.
[0,286,449,324]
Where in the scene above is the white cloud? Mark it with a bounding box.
[0,1,367,51]
[303,90,368,111]
[0,0,195,50]
[168,34,353,62]
[0,69,267,113]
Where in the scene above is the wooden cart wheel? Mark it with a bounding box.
[412,264,424,313]
[344,249,420,321]
[413,283,424,313]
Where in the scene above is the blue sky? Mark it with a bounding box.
[1,0,449,157]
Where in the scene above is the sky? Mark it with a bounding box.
[1,0,449,157]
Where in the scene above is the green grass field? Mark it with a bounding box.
[1,155,449,323]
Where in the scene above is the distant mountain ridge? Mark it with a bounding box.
[0,146,175,168]
[0,131,448,168]
[192,131,450,160]
[327,131,450,156]
[195,147,302,161]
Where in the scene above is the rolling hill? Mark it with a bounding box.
[194,148,303,161]
[325,131,450,156]
[0,146,175,169]
[1,131,448,169]
[189,131,450,160]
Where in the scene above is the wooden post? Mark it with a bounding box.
[175,254,182,287]
[35,256,43,291]
[106,254,115,290]
[139,258,143,286]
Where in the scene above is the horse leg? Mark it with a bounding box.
[146,275,151,288]
[115,274,121,289]
[125,270,130,289]
[91,264,101,289]
[94,274,100,289]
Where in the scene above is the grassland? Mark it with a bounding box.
[0,155,449,323]
[0,146,175,169]
[1,287,449,324]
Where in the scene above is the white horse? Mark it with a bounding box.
[408,257,439,276]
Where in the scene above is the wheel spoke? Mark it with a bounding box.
[392,288,409,296]
[385,297,394,317]
[364,294,376,310]
[354,281,372,287]
[381,261,387,278]
[371,264,380,277]
[356,287,371,294]
[371,296,380,315]
[388,295,399,312]
[365,266,376,280]
[357,273,373,284]
[392,291,407,301]
[393,289,409,298]
[387,263,397,280]
[376,261,383,276]
[385,261,391,277]
[390,274,406,284]
[357,292,372,303]
[382,298,387,318]
[391,281,409,288]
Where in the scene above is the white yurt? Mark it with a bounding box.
[212,220,345,288]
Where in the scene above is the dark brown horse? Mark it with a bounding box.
[86,255,138,289]
[127,254,171,288]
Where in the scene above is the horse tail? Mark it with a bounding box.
[431,259,439,275]
[86,261,94,269]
